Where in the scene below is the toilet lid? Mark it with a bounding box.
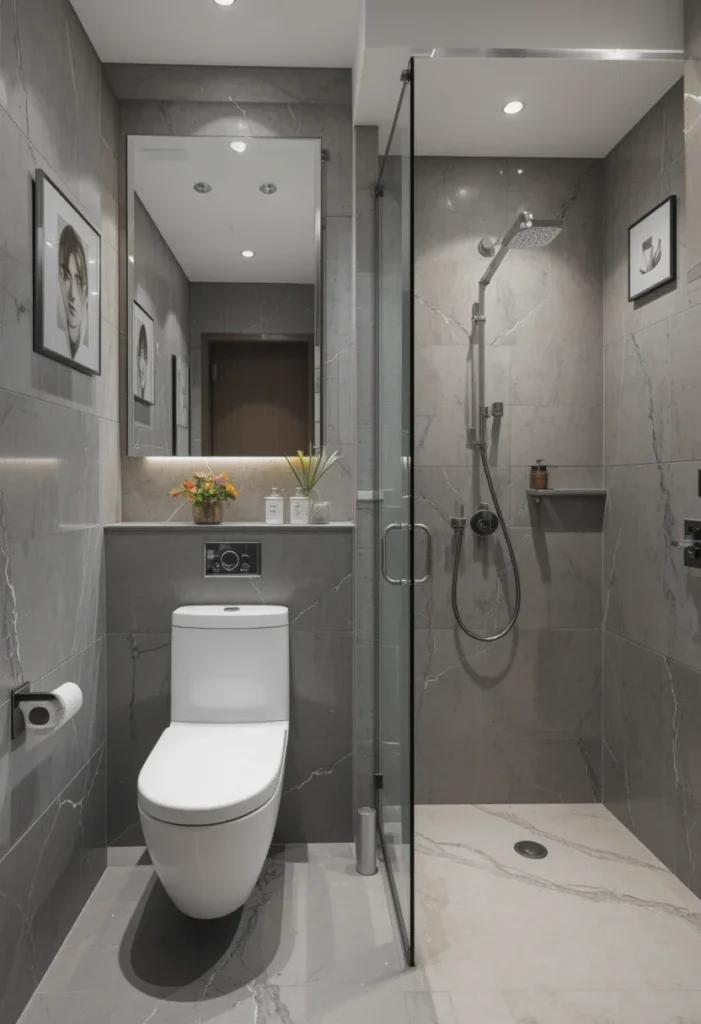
[137,722,288,826]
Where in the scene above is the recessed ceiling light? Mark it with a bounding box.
[503,100,524,115]
[230,140,247,153]
[213,0,236,6]
[241,250,255,258]
[193,181,212,194]
[517,168,524,175]
[260,182,278,195]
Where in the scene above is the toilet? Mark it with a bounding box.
[137,604,289,919]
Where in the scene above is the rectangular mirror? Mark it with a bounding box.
[126,135,322,457]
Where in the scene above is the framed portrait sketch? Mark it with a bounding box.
[133,302,155,405]
[628,195,677,301]
[34,170,101,375]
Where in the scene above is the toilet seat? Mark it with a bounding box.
[137,721,288,827]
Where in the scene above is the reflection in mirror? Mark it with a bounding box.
[127,136,322,457]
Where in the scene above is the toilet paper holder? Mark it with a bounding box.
[11,686,61,740]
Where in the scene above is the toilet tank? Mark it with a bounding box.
[170,605,289,724]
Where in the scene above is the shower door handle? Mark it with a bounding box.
[415,523,432,584]
[381,522,407,585]
[380,522,432,585]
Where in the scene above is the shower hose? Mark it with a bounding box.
[451,445,521,642]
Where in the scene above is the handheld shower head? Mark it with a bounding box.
[479,211,564,286]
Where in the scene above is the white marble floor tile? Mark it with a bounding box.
[503,988,701,1024]
[417,804,701,999]
[21,844,433,1024]
[431,990,516,1024]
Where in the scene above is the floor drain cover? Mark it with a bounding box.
[514,840,548,859]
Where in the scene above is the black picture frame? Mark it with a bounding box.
[33,169,102,376]
[133,300,155,406]
[628,194,677,302]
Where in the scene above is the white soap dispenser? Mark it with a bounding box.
[265,486,285,525]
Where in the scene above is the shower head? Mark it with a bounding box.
[504,211,563,249]
[479,211,564,286]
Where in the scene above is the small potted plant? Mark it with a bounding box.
[285,449,341,524]
[170,472,239,525]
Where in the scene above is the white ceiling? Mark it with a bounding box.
[412,57,684,157]
[354,0,684,157]
[69,0,361,66]
[133,137,318,283]
[364,0,683,50]
[69,0,686,159]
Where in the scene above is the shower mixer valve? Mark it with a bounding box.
[470,502,499,538]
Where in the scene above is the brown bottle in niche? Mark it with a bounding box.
[530,460,548,490]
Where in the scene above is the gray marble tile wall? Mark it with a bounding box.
[107,66,355,520]
[0,0,120,1019]
[686,0,701,292]
[104,525,354,847]
[414,156,604,804]
[354,126,379,815]
[132,195,190,456]
[601,77,701,898]
[189,281,315,455]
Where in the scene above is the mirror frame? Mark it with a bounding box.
[125,134,324,457]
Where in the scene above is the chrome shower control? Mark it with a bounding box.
[470,503,499,538]
[672,521,701,568]
[491,402,504,417]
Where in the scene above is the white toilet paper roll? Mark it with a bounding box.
[23,682,83,733]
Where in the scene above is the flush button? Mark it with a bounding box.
[221,549,240,571]
[204,542,261,577]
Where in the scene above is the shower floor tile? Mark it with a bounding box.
[18,844,434,1024]
[417,804,701,1023]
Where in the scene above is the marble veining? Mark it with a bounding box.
[0,0,117,1018]
[601,74,701,905]
[416,803,701,1021]
[414,156,603,805]
[16,845,436,1024]
[0,490,23,693]
[105,527,354,846]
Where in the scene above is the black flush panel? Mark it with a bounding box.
[204,542,261,577]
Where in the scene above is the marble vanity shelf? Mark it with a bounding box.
[526,489,608,503]
[105,521,354,531]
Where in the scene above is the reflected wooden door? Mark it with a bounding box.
[210,340,312,456]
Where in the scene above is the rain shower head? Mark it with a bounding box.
[505,212,563,249]
[479,211,564,286]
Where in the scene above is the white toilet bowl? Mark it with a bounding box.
[138,721,288,919]
[137,604,290,919]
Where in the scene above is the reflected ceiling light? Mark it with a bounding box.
[259,182,278,195]
[230,140,247,153]
[503,100,524,115]
[517,168,524,175]
[241,250,255,258]
[193,181,212,193]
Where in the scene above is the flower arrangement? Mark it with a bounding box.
[170,472,239,524]
[285,449,341,496]
[170,472,239,504]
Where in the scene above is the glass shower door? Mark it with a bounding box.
[375,63,415,964]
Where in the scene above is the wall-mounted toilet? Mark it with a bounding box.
[137,605,289,919]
